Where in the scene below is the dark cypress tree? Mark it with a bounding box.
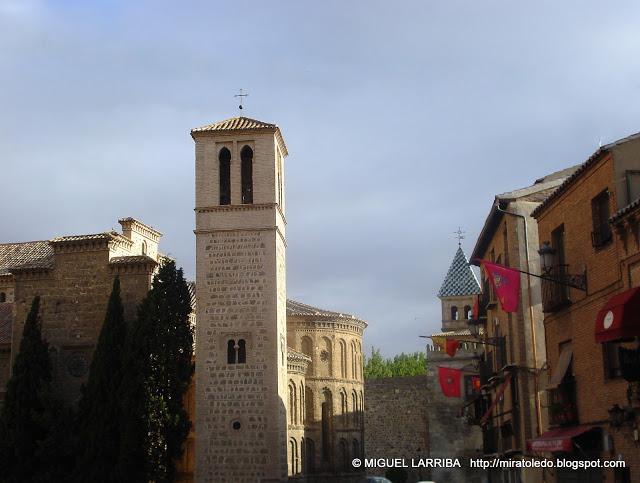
[118,260,194,483]
[73,276,127,482]
[0,296,53,483]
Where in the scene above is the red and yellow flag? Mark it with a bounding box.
[480,260,520,313]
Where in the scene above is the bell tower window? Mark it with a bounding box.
[219,147,231,205]
[241,145,253,204]
[227,338,247,364]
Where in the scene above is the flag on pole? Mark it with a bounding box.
[438,366,462,397]
[480,260,520,313]
[445,338,460,358]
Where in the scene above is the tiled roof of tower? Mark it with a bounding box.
[191,116,277,133]
[0,303,12,344]
[438,247,481,298]
[190,116,289,155]
[0,241,54,275]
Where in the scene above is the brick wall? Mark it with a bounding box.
[364,376,431,482]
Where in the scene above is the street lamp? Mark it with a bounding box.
[538,241,556,273]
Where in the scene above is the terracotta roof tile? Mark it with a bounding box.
[108,255,158,265]
[287,348,311,362]
[611,197,640,224]
[191,116,277,133]
[50,232,116,243]
[0,241,54,275]
[286,299,363,321]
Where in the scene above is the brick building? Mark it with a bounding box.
[469,167,577,482]
[529,132,640,482]
[0,217,163,404]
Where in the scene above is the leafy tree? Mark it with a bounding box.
[74,277,127,482]
[364,347,427,379]
[118,260,194,483]
[0,297,54,482]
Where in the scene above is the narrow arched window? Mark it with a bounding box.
[227,339,236,364]
[464,305,472,319]
[352,439,359,462]
[0,292,5,303]
[219,147,231,205]
[451,306,459,320]
[141,241,147,256]
[305,386,314,423]
[241,145,253,204]
[238,339,247,363]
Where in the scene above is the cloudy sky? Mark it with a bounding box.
[2,0,640,357]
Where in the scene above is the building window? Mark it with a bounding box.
[339,339,347,378]
[321,389,333,461]
[339,438,348,472]
[241,145,253,204]
[626,170,640,205]
[141,241,147,256]
[591,189,612,248]
[305,438,316,473]
[289,438,299,475]
[305,386,314,423]
[464,305,472,319]
[451,306,459,320]
[227,339,247,364]
[219,147,231,205]
[301,336,314,375]
[603,341,622,379]
[0,292,5,303]
[352,439,360,466]
[289,382,297,425]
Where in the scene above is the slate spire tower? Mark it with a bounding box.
[437,246,481,331]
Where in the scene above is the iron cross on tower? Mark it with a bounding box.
[235,88,248,110]
[454,227,465,247]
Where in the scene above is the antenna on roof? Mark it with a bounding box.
[234,88,248,111]
[453,227,465,247]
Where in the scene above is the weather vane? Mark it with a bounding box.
[454,227,465,247]
[234,88,248,111]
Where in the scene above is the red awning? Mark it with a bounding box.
[526,426,595,453]
[595,287,640,343]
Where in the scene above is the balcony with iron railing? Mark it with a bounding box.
[541,264,572,312]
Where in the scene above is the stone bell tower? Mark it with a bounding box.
[192,116,289,482]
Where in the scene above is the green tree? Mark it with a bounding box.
[0,297,54,482]
[364,348,426,379]
[74,277,127,482]
[118,261,194,483]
